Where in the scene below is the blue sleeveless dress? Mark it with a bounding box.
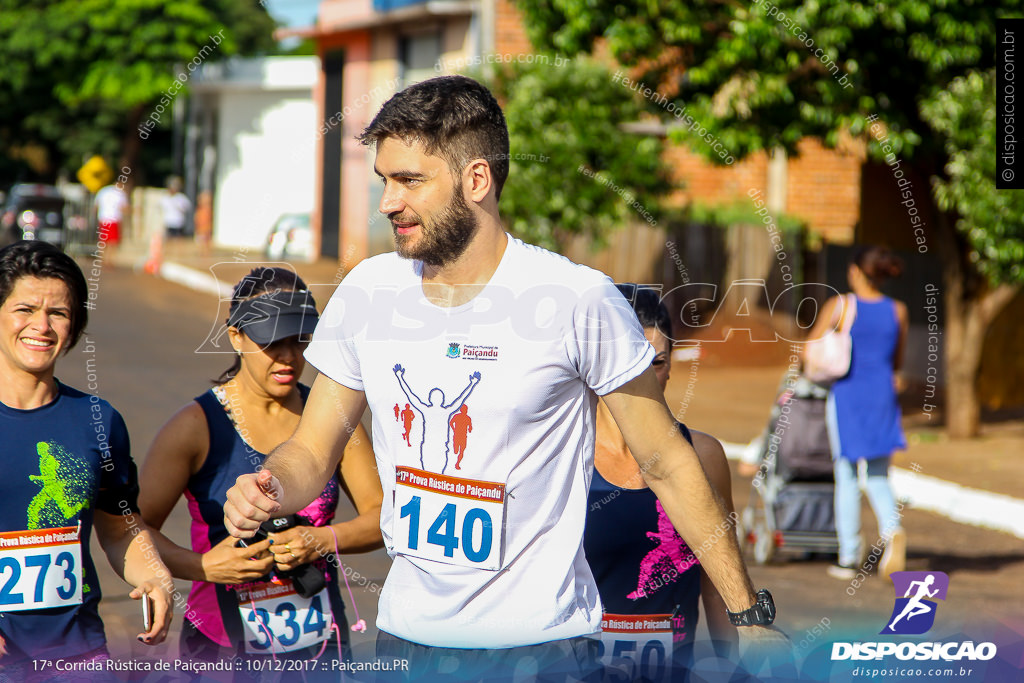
[830,296,906,460]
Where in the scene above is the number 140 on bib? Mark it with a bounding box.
[393,486,504,570]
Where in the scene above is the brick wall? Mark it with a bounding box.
[494,0,533,57]
[665,144,769,209]
[786,137,864,244]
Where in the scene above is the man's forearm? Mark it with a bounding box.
[647,462,756,613]
[264,437,340,515]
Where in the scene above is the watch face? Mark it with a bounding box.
[757,589,776,623]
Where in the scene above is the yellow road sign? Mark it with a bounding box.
[76,156,113,193]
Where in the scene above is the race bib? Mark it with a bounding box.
[0,526,83,612]
[598,614,674,681]
[237,579,333,654]
[392,466,505,570]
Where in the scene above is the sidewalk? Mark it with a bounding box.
[114,241,1024,540]
[109,239,349,300]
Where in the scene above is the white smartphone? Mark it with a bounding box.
[142,594,153,632]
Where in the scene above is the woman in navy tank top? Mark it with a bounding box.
[806,247,908,581]
[138,267,383,674]
[584,285,737,682]
[0,241,173,679]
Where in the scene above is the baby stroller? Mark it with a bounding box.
[739,375,839,564]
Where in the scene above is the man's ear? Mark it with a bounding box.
[464,158,493,203]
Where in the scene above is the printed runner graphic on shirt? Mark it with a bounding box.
[399,403,416,446]
[28,441,93,529]
[393,365,481,474]
[449,406,473,470]
[627,501,699,600]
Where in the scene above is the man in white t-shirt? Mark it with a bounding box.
[225,76,786,679]
[160,177,192,239]
[95,182,128,249]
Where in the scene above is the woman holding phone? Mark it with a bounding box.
[0,241,172,678]
[140,267,383,670]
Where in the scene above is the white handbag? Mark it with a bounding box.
[803,294,856,383]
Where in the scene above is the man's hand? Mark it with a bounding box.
[224,469,283,538]
[737,625,794,674]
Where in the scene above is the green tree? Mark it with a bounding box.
[920,69,1024,432]
[518,0,1023,437]
[0,0,276,183]
[474,58,670,251]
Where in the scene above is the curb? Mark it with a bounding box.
[722,440,1024,539]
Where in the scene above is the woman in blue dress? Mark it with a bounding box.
[806,246,908,580]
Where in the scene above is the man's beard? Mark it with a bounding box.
[392,188,478,267]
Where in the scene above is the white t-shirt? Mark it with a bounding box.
[305,235,654,648]
[95,185,128,222]
[160,192,192,229]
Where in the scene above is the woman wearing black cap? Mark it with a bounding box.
[138,267,383,671]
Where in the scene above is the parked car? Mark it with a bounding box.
[265,213,315,262]
[0,184,67,249]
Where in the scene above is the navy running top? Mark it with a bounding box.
[585,423,701,669]
[183,384,347,649]
[0,382,139,662]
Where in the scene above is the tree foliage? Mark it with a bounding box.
[474,58,671,251]
[518,0,1010,167]
[518,0,1024,434]
[921,70,1024,286]
[0,0,276,178]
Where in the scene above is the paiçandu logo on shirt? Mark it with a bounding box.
[462,345,500,361]
[445,342,500,361]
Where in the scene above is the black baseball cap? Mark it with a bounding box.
[226,289,319,346]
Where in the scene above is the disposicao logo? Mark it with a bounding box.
[830,571,997,663]
[882,571,949,635]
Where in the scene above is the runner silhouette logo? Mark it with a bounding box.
[881,571,950,635]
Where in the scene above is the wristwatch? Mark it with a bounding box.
[727,589,776,627]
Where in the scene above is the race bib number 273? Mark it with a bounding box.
[393,466,505,570]
[0,526,83,612]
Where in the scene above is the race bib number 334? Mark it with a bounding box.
[393,466,505,570]
[0,526,83,612]
[237,580,333,655]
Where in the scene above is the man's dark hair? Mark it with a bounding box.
[359,75,511,199]
[0,240,88,352]
[615,283,673,341]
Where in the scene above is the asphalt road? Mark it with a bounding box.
[55,264,1024,681]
